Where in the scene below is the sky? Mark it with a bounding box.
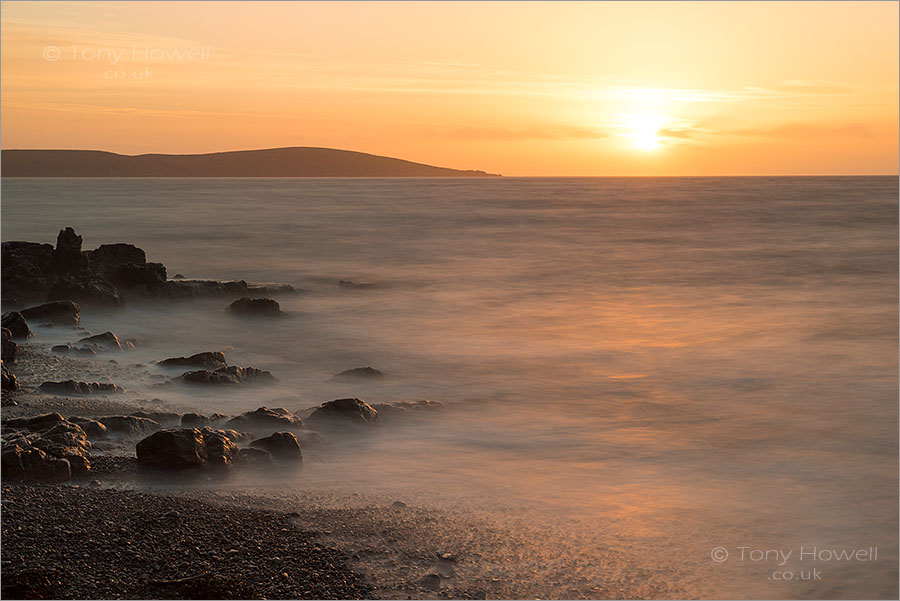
[1,1,897,176]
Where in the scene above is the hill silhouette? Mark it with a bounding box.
[1,147,499,177]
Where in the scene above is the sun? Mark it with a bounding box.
[624,113,667,151]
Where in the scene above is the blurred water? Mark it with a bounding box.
[2,176,897,598]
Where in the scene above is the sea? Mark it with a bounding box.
[2,176,897,599]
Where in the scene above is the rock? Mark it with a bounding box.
[391,500,407,508]
[51,344,96,356]
[77,331,123,352]
[136,429,208,470]
[2,360,19,391]
[1,312,32,339]
[86,243,147,275]
[173,273,185,279]
[236,447,274,467]
[181,413,211,428]
[201,429,239,471]
[1,241,55,303]
[31,422,92,474]
[99,415,161,437]
[3,412,67,431]
[339,280,374,289]
[331,366,384,381]
[178,365,276,386]
[225,407,302,432]
[48,277,123,308]
[159,351,227,370]
[249,432,302,463]
[307,398,378,427]
[129,411,181,427]
[111,262,166,289]
[225,297,284,317]
[215,428,253,443]
[158,279,298,300]
[20,300,81,326]
[1,441,71,482]
[68,417,108,439]
[0,417,92,481]
[370,399,445,418]
[39,380,120,395]
[2,328,17,363]
[422,574,442,590]
[297,430,326,449]
[48,227,89,273]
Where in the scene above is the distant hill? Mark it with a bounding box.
[0,147,499,177]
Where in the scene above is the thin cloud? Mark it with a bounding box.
[446,126,608,141]
[732,122,875,140]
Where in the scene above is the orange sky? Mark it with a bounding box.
[1,1,897,175]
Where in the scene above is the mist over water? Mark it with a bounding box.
[2,176,897,598]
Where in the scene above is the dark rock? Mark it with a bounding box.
[331,366,384,381]
[1,440,71,483]
[48,227,89,273]
[48,277,123,308]
[98,415,161,437]
[129,411,181,427]
[136,429,208,470]
[225,407,302,432]
[391,500,408,508]
[200,428,239,471]
[173,273,185,279]
[32,422,92,474]
[1,312,32,339]
[4,412,67,431]
[2,328,17,363]
[297,430,326,449]
[77,331,123,352]
[20,300,81,326]
[339,280,374,289]
[236,447,274,467]
[422,574,442,590]
[39,380,120,395]
[226,296,284,317]
[370,399,445,418]
[68,417,108,439]
[2,360,19,392]
[181,413,211,428]
[112,262,167,289]
[86,243,146,275]
[307,398,378,426]
[1,241,54,303]
[51,344,96,356]
[250,432,302,463]
[178,365,276,386]
[159,351,227,370]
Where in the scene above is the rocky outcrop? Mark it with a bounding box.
[20,300,81,326]
[331,366,384,381]
[159,351,227,370]
[2,360,19,392]
[98,415,161,437]
[68,417,108,439]
[225,407,302,432]
[2,328,17,363]
[129,411,181,427]
[201,428,240,471]
[249,432,302,463]
[51,344,96,356]
[307,398,378,427]
[177,366,276,386]
[1,312,32,339]
[370,399,445,418]
[181,413,212,428]
[39,380,120,395]
[47,276,123,308]
[77,331,125,352]
[226,297,284,317]
[236,447,274,466]
[1,414,93,481]
[1,241,55,304]
[136,428,208,470]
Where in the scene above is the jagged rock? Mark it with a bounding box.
[1,241,55,303]
[159,352,227,370]
[307,398,378,426]
[86,243,147,275]
[200,428,239,471]
[31,422,92,474]
[181,413,211,428]
[1,312,32,339]
[51,344,96,356]
[1,440,71,483]
[225,407,302,432]
[136,428,208,470]
[2,328,17,363]
[0,416,92,480]
[129,411,181,427]
[68,417,108,439]
[98,415,160,437]
[225,297,284,317]
[48,227,89,273]
[77,331,123,352]
[20,300,81,326]
[370,399,445,418]
[236,447,274,467]
[2,360,19,392]
[216,428,253,443]
[39,380,119,395]
[250,432,302,463]
[3,412,67,431]
[178,365,276,386]
[331,366,384,381]
[48,276,123,308]
[112,262,167,289]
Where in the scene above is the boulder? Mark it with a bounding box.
[1,440,71,483]
[86,243,147,275]
[48,227,90,273]
[181,413,211,428]
[307,398,378,426]
[1,241,55,303]
[236,447,274,467]
[250,432,302,463]
[136,429,208,470]
[3,413,67,431]
[99,415,161,437]
[0,417,93,481]
[225,407,302,432]
[20,300,81,326]
[331,366,384,381]
[68,417,108,439]
[2,361,19,392]
[2,328,17,363]
[178,365,276,386]
[31,422,92,474]
[48,277,123,308]
[111,262,167,289]
[201,428,239,471]
[297,430,326,449]
[39,380,119,395]
[129,411,181,427]
[370,399,445,418]
[1,312,32,339]
[159,351,227,370]
[225,297,284,317]
[77,331,123,352]
[51,344,96,356]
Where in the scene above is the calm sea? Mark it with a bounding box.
[2,176,897,598]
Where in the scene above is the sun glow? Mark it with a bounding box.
[625,114,667,151]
